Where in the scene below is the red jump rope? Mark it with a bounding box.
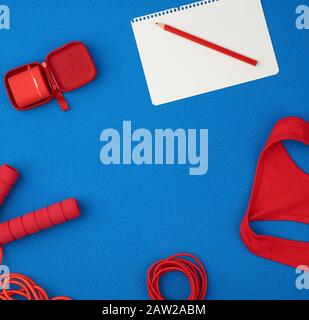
[0,164,207,300]
[0,164,80,300]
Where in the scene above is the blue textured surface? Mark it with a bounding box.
[0,0,308,300]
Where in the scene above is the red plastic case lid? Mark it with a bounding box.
[45,41,96,92]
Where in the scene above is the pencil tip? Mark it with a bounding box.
[156,22,165,29]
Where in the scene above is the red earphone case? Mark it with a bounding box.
[4,41,96,112]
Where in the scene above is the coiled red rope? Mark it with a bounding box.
[0,246,71,300]
[147,253,207,300]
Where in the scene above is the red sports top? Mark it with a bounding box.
[240,117,309,268]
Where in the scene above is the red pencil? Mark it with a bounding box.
[156,23,258,67]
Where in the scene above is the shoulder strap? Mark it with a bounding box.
[266,117,309,148]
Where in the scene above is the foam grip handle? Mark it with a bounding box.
[0,164,20,206]
[0,198,80,245]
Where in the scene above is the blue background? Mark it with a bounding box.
[0,0,308,300]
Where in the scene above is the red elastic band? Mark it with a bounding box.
[147,253,207,300]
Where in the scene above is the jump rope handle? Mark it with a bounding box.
[0,164,80,246]
[0,164,19,206]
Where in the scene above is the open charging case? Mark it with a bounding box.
[4,41,96,111]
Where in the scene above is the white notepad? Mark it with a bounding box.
[131,0,279,106]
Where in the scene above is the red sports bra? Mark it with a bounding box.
[240,117,309,268]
